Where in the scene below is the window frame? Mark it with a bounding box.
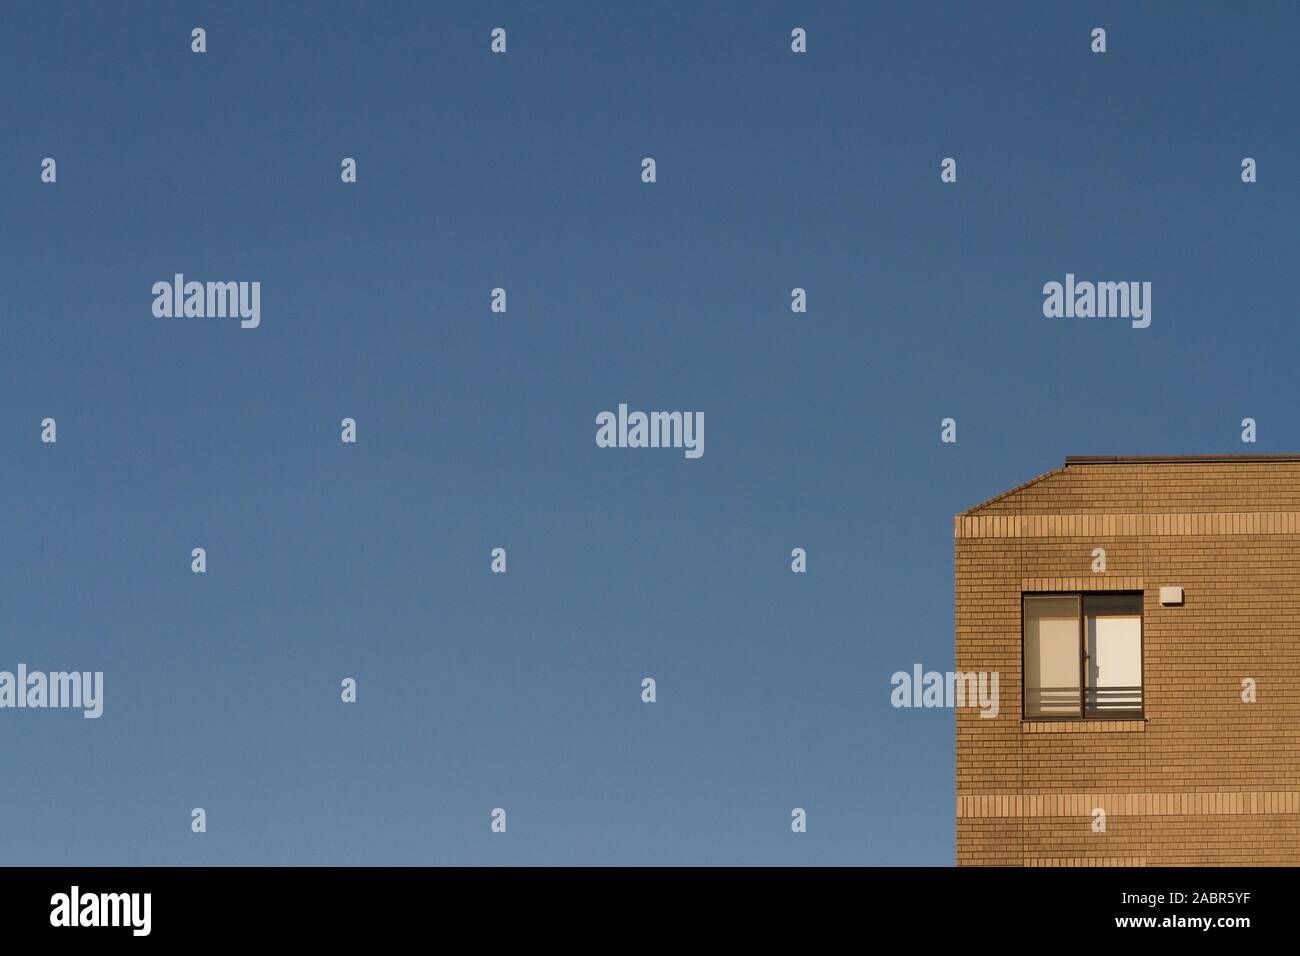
[1021,591,1145,721]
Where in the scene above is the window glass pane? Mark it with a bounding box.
[1085,595,1143,714]
[1024,596,1081,717]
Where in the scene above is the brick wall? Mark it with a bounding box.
[955,460,1300,866]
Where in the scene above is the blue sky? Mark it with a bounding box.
[2,1,1297,865]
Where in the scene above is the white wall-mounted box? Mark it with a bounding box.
[1160,586,1184,606]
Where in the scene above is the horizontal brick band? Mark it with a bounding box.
[955,511,1300,539]
[956,791,1300,819]
[1020,576,1143,592]
[1025,857,1147,867]
[1021,719,1146,734]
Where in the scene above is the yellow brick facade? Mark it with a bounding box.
[955,457,1300,866]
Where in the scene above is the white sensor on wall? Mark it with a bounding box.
[1159,587,1185,606]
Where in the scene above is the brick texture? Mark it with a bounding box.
[955,459,1300,866]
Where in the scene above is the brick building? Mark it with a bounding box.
[955,456,1300,866]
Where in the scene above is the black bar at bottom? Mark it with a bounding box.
[0,866,1282,941]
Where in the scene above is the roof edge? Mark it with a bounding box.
[1065,454,1300,464]
[959,456,1300,518]
[958,468,1065,517]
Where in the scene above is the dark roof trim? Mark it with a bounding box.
[1066,455,1300,464]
